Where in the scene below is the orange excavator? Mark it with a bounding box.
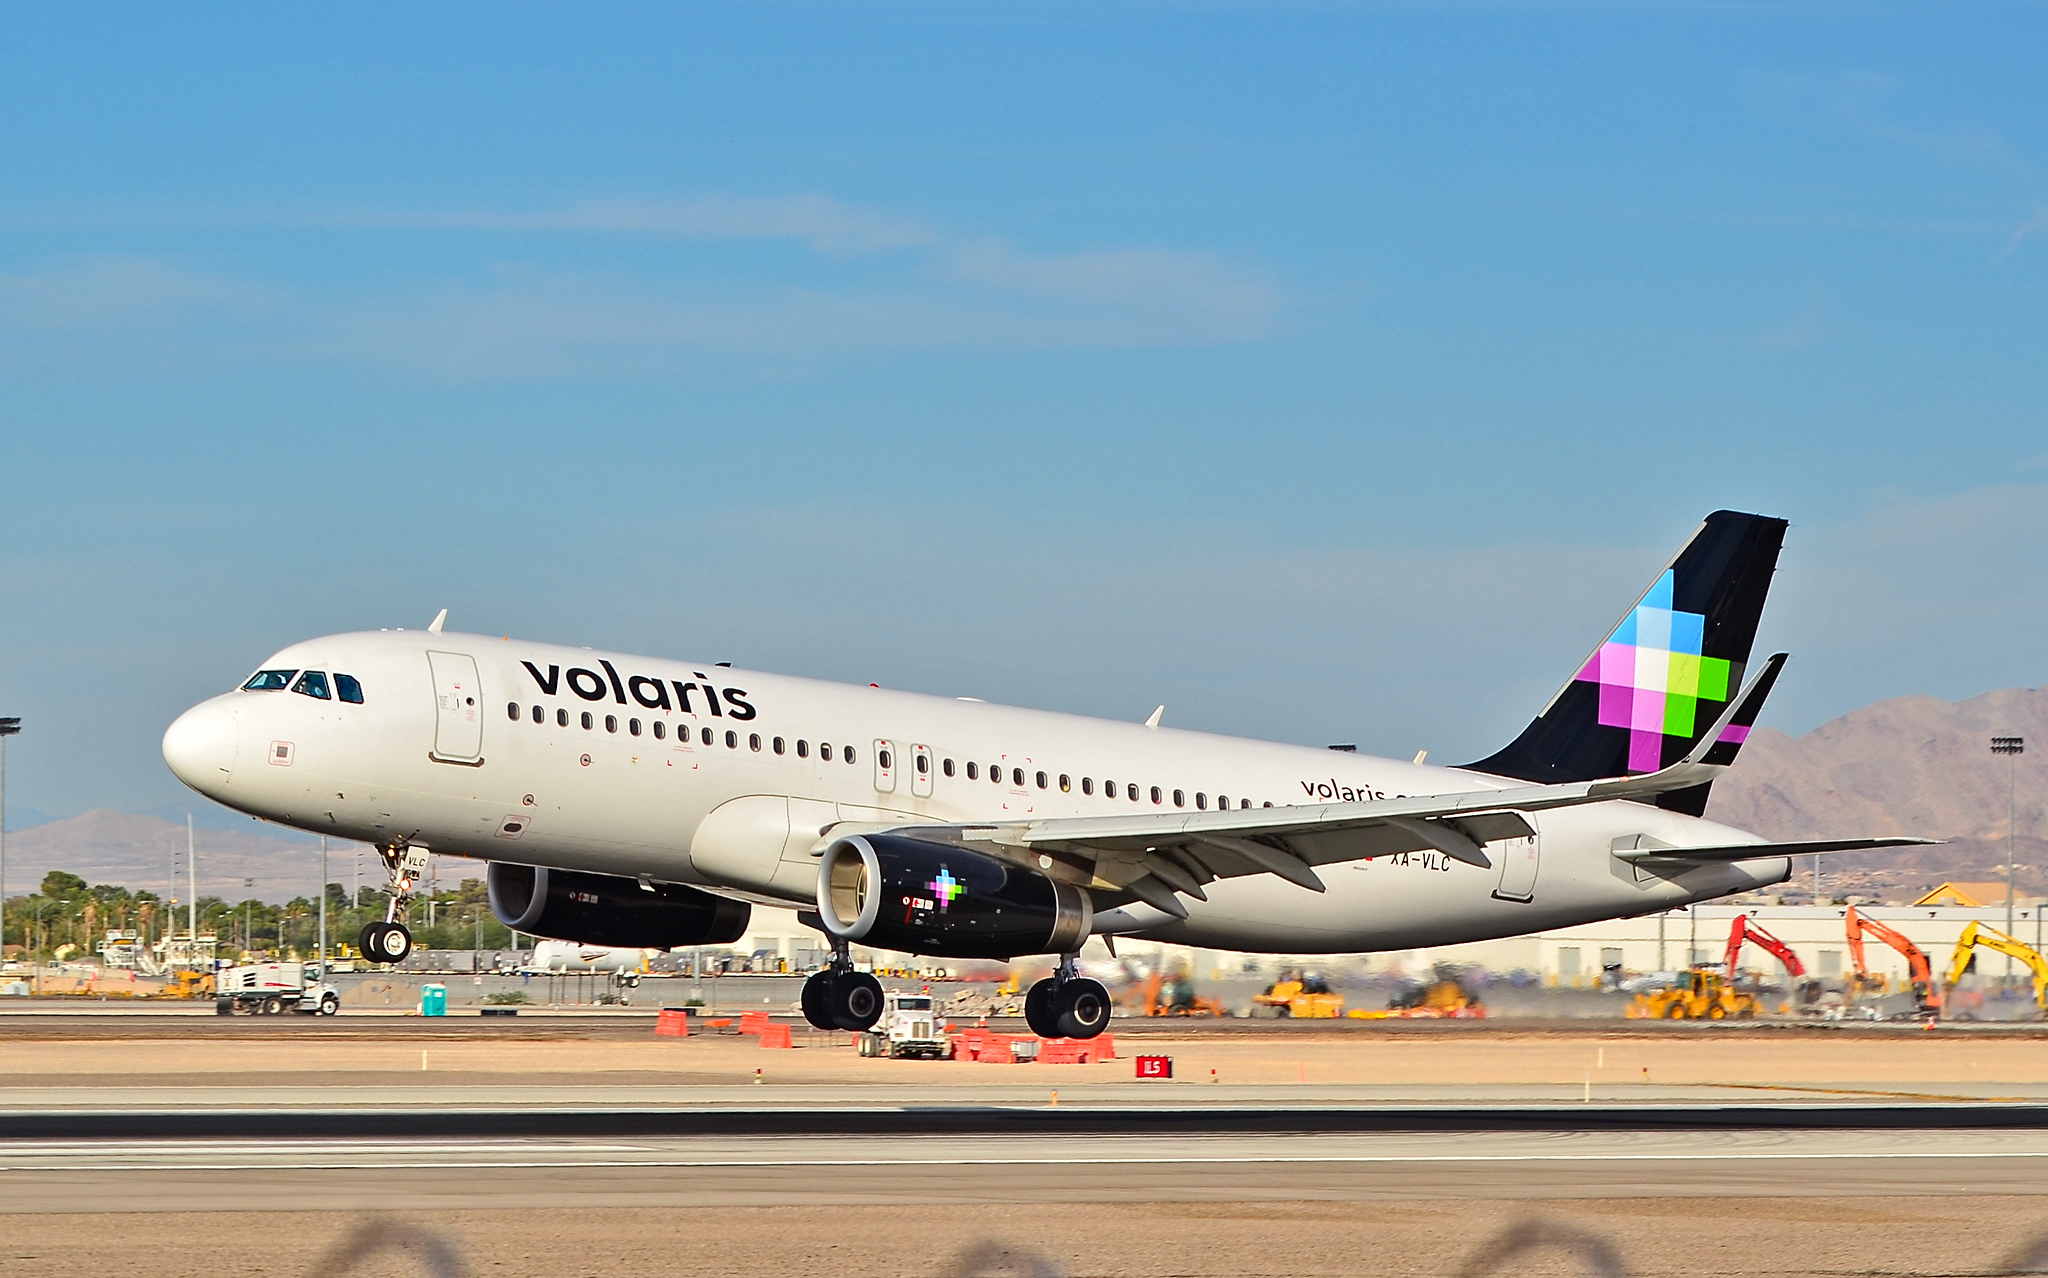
[1844,905,1941,1016]
[1725,914,1822,1011]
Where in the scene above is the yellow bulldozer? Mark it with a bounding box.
[1251,969,1343,1018]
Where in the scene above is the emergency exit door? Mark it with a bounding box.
[428,651,485,763]
[1492,832,1540,902]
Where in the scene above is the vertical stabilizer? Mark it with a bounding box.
[1463,510,1788,809]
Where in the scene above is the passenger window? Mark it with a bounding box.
[242,670,296,692]
[1059,774,1070,793]
[820,741,832,760]
[1242,798,1252,809]
[1173,789,1184,807]
[750,733,762,751]
[1196,792,1207,809]
[1218,795,1228,809]
[506,702,521,721]
[966,761,978,780]
[798,740,810,758]
[629,718,642,736]
[556,709,567,727]
[943,758,956,777]
[1104,779,1115,798]
[1035,771,1047,790]
[653,722,666,740]
[990,763,1002,784]
[1012,768,1024,787]
[335,674,364,704]
[581,712,594,730]
[605,715,618,733]
[702,727,714,745]
[291,671,331,700]
[1082,777,1094,795]
[773,737,785,755]
[1131,786,1142,803]
[1151,786,1163,805]
[531,705,543,724]
[1263,801,1273,808]
[727,731,738,748]
[916,754,928,774]
[844,745,856,764]
[879,749,893,769]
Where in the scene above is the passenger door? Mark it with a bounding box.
[427,651,485,763]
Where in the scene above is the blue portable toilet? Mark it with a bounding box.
[420,983,447,1016]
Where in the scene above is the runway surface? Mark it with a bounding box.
[5,1127,2048,1211]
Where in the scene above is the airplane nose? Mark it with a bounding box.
[163,701,238,794]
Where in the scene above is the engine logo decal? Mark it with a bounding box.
[927,867,965,911]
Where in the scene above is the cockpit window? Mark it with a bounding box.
[291,671,331,700]
[243,670,297,691]
[335,674,364,704]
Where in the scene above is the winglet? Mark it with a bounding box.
[1144,705,1164,729]
[1588,653,1787,801]
[428,608,448,634]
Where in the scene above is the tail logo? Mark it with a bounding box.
[1574,570,1732,771]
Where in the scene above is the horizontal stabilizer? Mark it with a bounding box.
[1612,836,1941,865]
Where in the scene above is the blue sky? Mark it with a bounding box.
[3,3,2047,827]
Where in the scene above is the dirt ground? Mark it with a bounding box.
[4,1026,2048,1092]
[2,1199,2043,1278]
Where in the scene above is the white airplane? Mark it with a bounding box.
[162,511,1924,1039]
[525,939,653,977]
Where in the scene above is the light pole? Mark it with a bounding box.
[1993,736,2025,983]
[0,717,19,958]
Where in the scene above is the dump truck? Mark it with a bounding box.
[214,962,341,1016]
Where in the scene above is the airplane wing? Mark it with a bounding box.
[1610,836,1939,865]
[871,656,1822,920]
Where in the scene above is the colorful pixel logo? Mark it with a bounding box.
[1575,570,1732,772]
[927,867,966,911]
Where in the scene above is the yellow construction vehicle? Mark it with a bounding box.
[1944,921,2048,1015]
[1251,968,1343,1018]
[1627,969,1761,1020]
[160,970,216,999]
[1353,974,1486,1019]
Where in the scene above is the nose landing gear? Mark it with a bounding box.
[1025,954,1111,1040]
[357,840,427,965]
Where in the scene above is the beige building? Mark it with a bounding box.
[732,900,2048,986]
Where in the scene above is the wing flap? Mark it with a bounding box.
[1612,836,1940,864]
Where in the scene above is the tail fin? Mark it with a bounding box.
[1463,510,1788,812]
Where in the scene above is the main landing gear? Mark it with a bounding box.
[357,840,424,965]
[801,956,885,1032]
[1025,955,1111,1040]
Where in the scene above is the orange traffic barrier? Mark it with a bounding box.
[758,1023,793,1049]
[655,1009,692,1038]
[738,1010,771,1036]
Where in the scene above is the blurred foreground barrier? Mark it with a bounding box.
[305,1218,469,1278]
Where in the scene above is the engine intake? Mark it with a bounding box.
[816,835,1091,960]
[487,863,750,949]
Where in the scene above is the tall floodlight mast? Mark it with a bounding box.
[1993,736,2026,981]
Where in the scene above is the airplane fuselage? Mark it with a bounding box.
[163,628,1789,955]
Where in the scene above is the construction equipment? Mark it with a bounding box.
[1844,905,1941,1015]
[1137,958,1227,1017]
[1352,972,1486,1019]
[1250,968,1343,1018]
[162,969,216,999]
[1627,968,1761,1020]
[1945,921,2048,1015]
[214,962,341,1016]
[1724,913,1821,1011]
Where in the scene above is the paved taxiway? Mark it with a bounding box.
[4,1127,2048,1212]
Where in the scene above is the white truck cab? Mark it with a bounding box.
[856,991,948,1059]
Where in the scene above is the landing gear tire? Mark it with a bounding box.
[1024,978,1061,1039]
[361,922,412,965]
[800,970,837,1030]
[1052,978,1112,1040]
[830,971,884,1031]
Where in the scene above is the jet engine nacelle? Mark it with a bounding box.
[815,834,1092,960]
[487,863,751,949]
